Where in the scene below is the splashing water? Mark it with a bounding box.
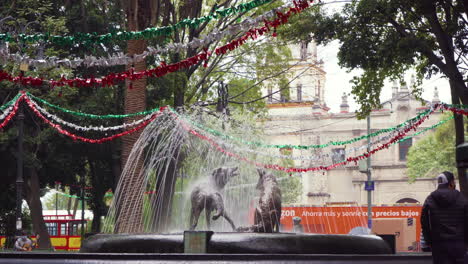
[104,108,284,233]
[103,107,374,234]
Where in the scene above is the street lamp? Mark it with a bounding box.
[2,17,41,235]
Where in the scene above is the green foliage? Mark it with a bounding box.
[407,114,468,181]
[228,78,266,113]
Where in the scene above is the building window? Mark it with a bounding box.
[399,138,412,161]
[46,222,58,236]
[60,223,67,236]
[332,148,345,163]
[300,42,308,60]
[267,87,273,103]
[297,84,302,102]
[316,81,321,100]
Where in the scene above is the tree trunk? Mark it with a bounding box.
[151,147,184,232]
[450,80,468,198]
[91,202,103,233]
[25,168,52,249]
[72,197,79,218]
[117,0,151,233]
[66,196,72,215]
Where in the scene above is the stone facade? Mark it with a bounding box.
[261,41,442,206]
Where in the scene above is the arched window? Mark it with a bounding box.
[396,198,419,204]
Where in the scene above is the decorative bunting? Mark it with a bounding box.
[0,3,291,69]
[27,92,160,119]
[29,97,155,132]
[0,0,313,88]
[23,93,163,143]
[177,106,438,172]
[0,0,274,46]
[0,91,461,172]
[173,107,433,149]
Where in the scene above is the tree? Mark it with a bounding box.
[407,115,455,181]
[407,114,468,181]
[1,0,125,244]
[280,0,468,196]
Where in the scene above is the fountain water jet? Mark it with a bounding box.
[83,108,391,254]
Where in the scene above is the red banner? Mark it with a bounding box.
[281,206,422,241]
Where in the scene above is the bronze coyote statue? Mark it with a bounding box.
[189,167,238,230]
[237,168,282,233]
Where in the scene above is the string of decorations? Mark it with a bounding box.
[0,101,17,123]
[0,0,274,46]
[178,106,438,172]
[0,0,313,88]
[0,94,24,130]
[0,91,459,161]
[27,92,160,119]
[0,93,21,111]
[0,2,291,69]
[444,103,468,109]
[28,97,156,132]
[189,118,401,161]
[173,107,433,149]
[192,113,453,162]
[440,104,468,116]
[23,93,164,143]
[397,115,453,143]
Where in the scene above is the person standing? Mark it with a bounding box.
[421,171,468,263]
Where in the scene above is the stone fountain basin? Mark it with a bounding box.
[80,232,391,254]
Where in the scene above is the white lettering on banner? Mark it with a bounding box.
[400,210,419,217]
[375,211,400,217]
[341,211,362,217]
[281,210,296,218]
[302,211,322,217]
[281,208,421,220]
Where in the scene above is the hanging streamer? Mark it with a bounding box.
[176,105,438,172]
[23,93,163,143]
[27,92,160,119]
[0,0,313,88]
[0,3,292,69]
[28,96,155,132]
[173,107,433,149]
[0,0,274,46]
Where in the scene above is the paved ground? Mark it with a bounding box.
[0,252,434,263]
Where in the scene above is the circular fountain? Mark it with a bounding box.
[81,232,391,254]
[81,109,391,254]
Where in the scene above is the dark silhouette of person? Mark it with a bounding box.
[421,171,468,263]
[292,216,304,233]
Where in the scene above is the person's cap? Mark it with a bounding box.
[436,174,448,185]
[436,171,454,185]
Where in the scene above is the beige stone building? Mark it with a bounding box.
[261,41,443,206]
